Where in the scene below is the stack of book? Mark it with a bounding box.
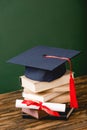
[7,45,80,120]
[16,70,74,120]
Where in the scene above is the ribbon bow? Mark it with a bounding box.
[22,100,60,117]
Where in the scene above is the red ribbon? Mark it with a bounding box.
[22,100,60,117]
[44,55,78,109]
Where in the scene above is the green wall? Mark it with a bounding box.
[0,0,86,93]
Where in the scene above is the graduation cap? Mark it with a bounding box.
[7,45,80,108]
[7,45,80,82]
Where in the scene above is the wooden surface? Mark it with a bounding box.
[0,75,87,130]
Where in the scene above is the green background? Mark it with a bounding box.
[0,0,87,93]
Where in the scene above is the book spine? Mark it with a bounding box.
[20,76,36,92]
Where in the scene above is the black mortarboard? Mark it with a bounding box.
[7,45,80,82]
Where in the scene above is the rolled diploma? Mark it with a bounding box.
[16,99,66,112]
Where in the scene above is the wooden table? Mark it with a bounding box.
[0,75,87,130]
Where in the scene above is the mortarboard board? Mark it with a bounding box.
[7,45,80,82]
[7,45,80,109]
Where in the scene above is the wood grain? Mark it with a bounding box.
[0,75,87,130]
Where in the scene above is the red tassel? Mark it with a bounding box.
[70,75,78,108]
[44,55,79,109]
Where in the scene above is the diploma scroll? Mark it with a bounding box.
[16,99,66,112]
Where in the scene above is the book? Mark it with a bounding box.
[20,70,72,93]
[50,92,70,104]
[22,107,74,120]
[22,108,48,119]
[22,89,64,102]
[23,83,69,93]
